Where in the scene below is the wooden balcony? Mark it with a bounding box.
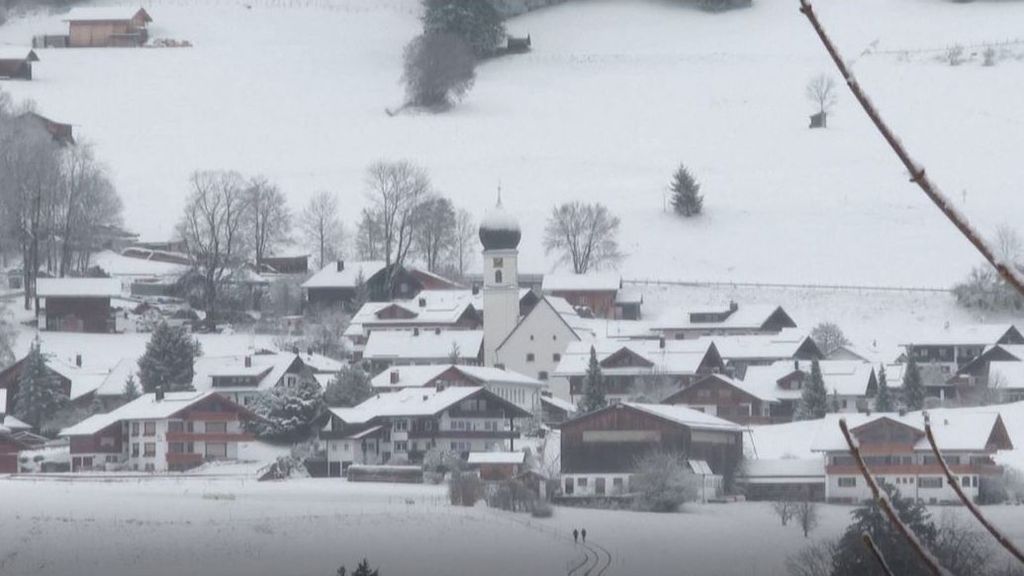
[407,430,519,440]
[166,432,254,443]
[183,412,242,422]
[826,464,1003,476]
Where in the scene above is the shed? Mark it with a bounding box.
[0,48,39,80]
[36,278,122,333]
[64,7,152,48]
[467,451,527,481]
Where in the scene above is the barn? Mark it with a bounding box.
[0,48,39,80]
[64,7,152,48]
[558,402,743,498]
[36,278,122,333]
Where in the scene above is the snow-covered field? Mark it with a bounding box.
[1,0,1023,285]
[1,476,1019,576]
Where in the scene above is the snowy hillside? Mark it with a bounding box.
[1,0,1023,286]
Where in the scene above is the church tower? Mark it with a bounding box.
[479,194,521,367]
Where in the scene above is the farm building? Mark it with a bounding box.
[0,48,39,80]
[558,402,743,498]
[18,112,74,145]
[651,302,797,340]
[35,278,123,333]
[467,451,527,481]
[64,7,152,48]
[662,373,780,425]
[542,272,624,320]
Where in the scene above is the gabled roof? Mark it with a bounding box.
[697,329,822,362]
[902,324,1023,347]
[64,7,152,22]
[809,411,1012,453]
[363,330,483,362]
[622,402,743,432]
[553,338,720,377]
[46,358,113,401]
[192,352,302,393]
[653,304,795,331]
[36,278,121,298]
[741,360,876,399]
[540,395,576,414]
[301,260,386,289]
[61,391,236,436]
[0,47,39,61]
[543,272,621,293]
[494,295,583,352]
[328,386,530,424]
[371,364,543,390]
[670,373,779,403]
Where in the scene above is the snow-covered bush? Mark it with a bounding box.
[983,46,998,67]
[249,379,326,441]
[422,0,505,58]
[946,44,966,66]
[486,479,535,512]
[630,451,699,512]
[323,365,373,407]
[953,265,1024,312]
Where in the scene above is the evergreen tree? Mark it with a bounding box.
[13,339,67,430]
[874,364,895,412]
[795,359,828,420]
[669,164,703,217]
[123,374,140,401]
[831,485,939,576]
[138,322,202,393]
[579,346,607,413]
[323,365,373,407]
[902,352,925,411]
[422,0,505,58]
[251,378,326,441]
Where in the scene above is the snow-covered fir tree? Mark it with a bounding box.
[323,365,373,407]
[874,364,894,412]
[579,346,607,413]
[251,378,326,441]
[902,352,925,411]
[421,0,505,58]
[795,359,828,420]
[14,338,67,430]
[670,163,703,217]
[137,321,202,393]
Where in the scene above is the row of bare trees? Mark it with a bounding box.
[0,91,124,309]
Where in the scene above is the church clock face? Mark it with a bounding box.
[493,257,504,268]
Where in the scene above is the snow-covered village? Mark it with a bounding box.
[1,0,1024,574]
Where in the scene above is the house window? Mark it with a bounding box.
[131,422,140,436]
[168,421,184,433]
[919,477,943,489]
[105,455,119,464]
[394,441,408,452]
[144,443,156,457]
[394,420,408,432]
[612,477,624,488]
[838,477,857,488]
[206,421,227,434]
[144,422,156,436]
[577,477,588,487]
[526,353,535,363]
[131,443,139,457]
[495,270,503,284]
[553,353,561,362]
[961,476,971,488]
[538,371,549,381]
[284,374,298,388]
[206,443,228,459]
[99,436,115,448]
[168,442,185,454]
[144,463,155,472]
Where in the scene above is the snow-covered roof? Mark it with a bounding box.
[2,414,31,431]
[61,391,217,436]
[36,278,122,298]
[329,386,527,424]
[652,304,791,331]
[903,324,1021,347]
[64,6,151,22]
[622,402,743,432]
[696,329,819,361]
[45,359,113,401]
[543,272,621,293]
[94,358,139,397]
[301,260,386,289]
[371,364,543,390]
[693,373,779,403]
[990,362,1024,391]
[809,411,1009,453]
[540,395,576,414]
[192,353,299,393]
[468,451,526,465]
[741,360,875,399]
[363,330,483,362]
[553,338,718,377]
[0,47,38,60]
[92,249,185,278]
[739,458,824,482]
[295,351,344,373]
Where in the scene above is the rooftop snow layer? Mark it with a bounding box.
[554,338,716,376]
[36,278,122,298]
[371,364,543,389]
[63,7,150,22]
[301,260,386,290]
[60,390,214,436]
[902,324,1020,347]
[467,451,526,465]
[543,273,621,293]
[622,402,743,432]
[363,330,483,361]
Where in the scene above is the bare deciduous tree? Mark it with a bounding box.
[355,208,383,261]
[806,73,837,116]
[402,33,476,109]
[300,191,344,270]
[543,201,623,274]
[246,176,291,270]
[177,171,251,328]
[364,160,430,294]
[795,498,819,538]
[415,195,456,273]
[772,499,795,526]
[450,208,476,280]
[810,321,850,356]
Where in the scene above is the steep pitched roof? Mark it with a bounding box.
[495,296,582,352]
[0,47,39,61]
[809,412,1012,453]
[60,391,231,436]
[371,364,543,390]
[301,260,386,289]
[653,304,795,331]
[192,352,302,393]
[697,329,821,362]
[669,373,779,403]
[902,324,1023,347]
[328,386,530,424]
[64,7,151,22]
[622,402,743,432]
[553,338,720,377]
[741,360,876,399]
[363,330,483,362]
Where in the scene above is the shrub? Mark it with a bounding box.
[448,471,484,506]
[631,451,699,512]
[946,44,965,66]
[531,500,554,518]
[983,46,998,67]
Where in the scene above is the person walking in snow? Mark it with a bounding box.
[581,528,587,543]
[573,529,579,543]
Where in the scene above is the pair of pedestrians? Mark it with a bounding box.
[572,528,588,544]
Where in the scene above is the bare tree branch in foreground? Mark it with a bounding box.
[924,413,1024,564]
[839,418,952,576]
[861,533,896,576]
[797,0,1024,298]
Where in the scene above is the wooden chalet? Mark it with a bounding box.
[662,373,780,425]
[36,278,122,333]
[542,273,623,320]
[558,402,743,498]
[0,48,39,80]
[64,7,152,48]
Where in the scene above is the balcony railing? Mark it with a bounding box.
[166,432,254,443]
[407,430,518,440]
[183,412,241,422]
[826,463,1003,476]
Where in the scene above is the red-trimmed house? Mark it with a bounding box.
[61,390,257,472]
[662,373,780,425]
[558,402,743,498]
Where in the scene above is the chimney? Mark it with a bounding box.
[422,394,429,401]
[336,260,345,272]
[658,337,665,349]
[390,370,400,384]
[244,355,252,368]
[155,386,165,402]
[472,285,480,296]
[413,328,420,337]
[898,407,907,416]
[418,297,427,308]
[75,354,82,367]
